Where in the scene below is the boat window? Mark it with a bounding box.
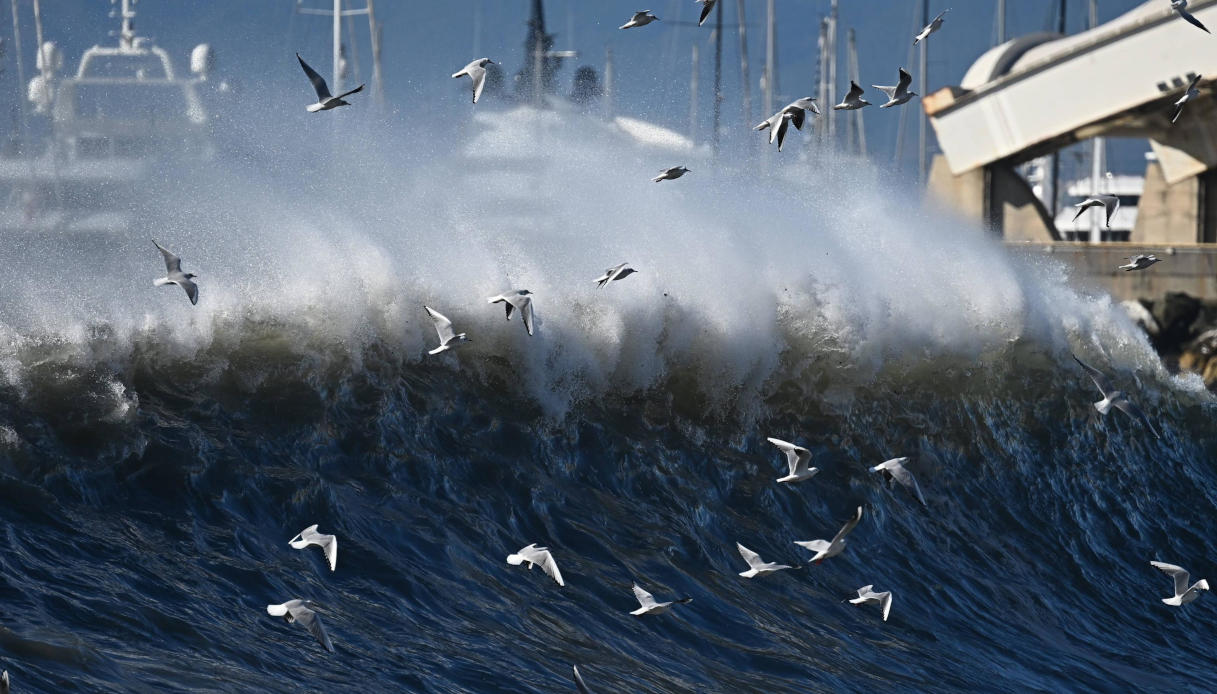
[81,55,168,80]
[73,83,190,123]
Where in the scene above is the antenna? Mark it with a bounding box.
[736,0,752,129]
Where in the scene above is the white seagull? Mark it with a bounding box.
[1171,74,1202,124]
[1172,1,1211,33]
[913,9,950,45]
[573,665,593,693]
[755,98,820,151]
[1118,254,1163,272]
[833,81,871,110]
[506,543,565,586]
[849,585,893,621]
[766,437,819,484]
[452,58,495,104]
[736,542,796,578]
[1073,355,1160,438]
[297,53,363,112]
[1070,194,1120,229]
[620,10,659,29]
[653,165,691,182]
[267,599,334,652]
[870,457,927,506]
[1,671,7,694]
[795,506,863,564]
[629,583,692,616]
[288,524,338,572]
[1151,561,1209,605]
[594,262,637,288]
[696,0,717,26]
[152,239,199,306]
[487,290,535,336]
[873,68,917,108]
[424,305,470,354]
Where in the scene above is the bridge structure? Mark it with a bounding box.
[925,0,1217,252]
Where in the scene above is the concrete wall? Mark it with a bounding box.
[1133,161,1200,244]
[1007,243,1217,300]
[927,154,1057,241]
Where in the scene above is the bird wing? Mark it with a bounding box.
[698,0,715,26]
[179,278,199,306]
[152,239,182,274]
[794,539,831,552]
[846,81,865,101]
[1072,355,1114,396]
[1103,196,1120,228]
[830,506,863,544]
[872,84,897,99]
[788,108,806,131]
[1114,398,1160,439]
[335,83,364,101]
[934,9,949,22]
[897,68,913,93]
[885,462,926,505]
[775,114,790,151]
[736,542,764,568]
[880,592,893,621]
[323,535,338,571]
[520,298,535,336]
[633,584,656,608]
[1181,9,1211,33]
[856,584,874,598]
[1151,561,1190,596]
[425,306,457,343]
[767,438,811,475]
[1187,73,1203,91]
[297,53,332,100]
[292,605,335,652]
[469,65,488,104]
[537,548,564,585]
[573,665,593,694]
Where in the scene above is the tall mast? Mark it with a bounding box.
[996,0,1007,44]
[690,43,699,143]
[1050,0,1067,224]
[918,0,928,184]
[827,0,839,143]
[764,0,775,117]
[817,17,829,145]
[8,0,26,134]
[603,46,614,119]
[713,0,723,155]
[332,0,342,96]
[366,0,383,108]
[736,0,752,128]
[1088,0,1103,243]
[847,28,866,156]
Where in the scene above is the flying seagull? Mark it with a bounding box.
[152,239,198,306]
[629,583,692,616]
[1073,355,1160,438]
[267,599,334,652]
[873,68,917,108]
[766,437,819,484]
[850,585,893,621]
[870,457,927,506]
[572,665,593,694]
[755,98,820,150]
[1,671,7,694]
[424,305,470,354]
[696,0,717,26]
[1118,254,1163,272]
[1071,194,1120,228]
[487,290,535,336]
[506,543,565,586]
[795,506,863,564]
[913,9,950,45]
[736,542,796,578]
[1151,561,1209,605]
[594,262,637,288]
[288,524,337,572]
[620,10,660,29]
[653,165,691,182]
[1171,73,1202,123]
[833,81,871,110]
[452,58,495,104]
[1172,1,1210,33]
[297,53,363,112]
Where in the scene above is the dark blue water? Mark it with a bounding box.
[1,110,1214,693]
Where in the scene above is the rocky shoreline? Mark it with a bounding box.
[1122,292,1217,386]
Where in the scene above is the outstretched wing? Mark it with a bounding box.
[897,68,913,93]
[425,306,456,343]
[537,548,564,585]
[1103,197,1120,228]
[845,81,865,101]
[736,542,763,568]
[1151,561,1190,596]
[335,83,364,101]
[297,53,332,100]
[179,278,199,306]
[872,84,897,99]
[468,65,488,104]
[698,0,715,26]
[572,665,593,694]
[520,299,535,336]
[1072,355,1114,396]
[293,606,335,652]
[632,584,656,608]
[885,463,926,505]
[767,437,811,475]
[1114,399,1160,439]
[831,506,863,544]
[1180,9,1211,34]
[880,592,893,621]
[152,239,182,274]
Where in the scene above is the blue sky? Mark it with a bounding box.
[3,0,1149,175]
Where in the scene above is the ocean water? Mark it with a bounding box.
[0,108,1214,693]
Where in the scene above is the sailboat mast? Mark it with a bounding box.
[332,0,343,95]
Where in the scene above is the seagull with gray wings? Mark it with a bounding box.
[755,97,820,150]
[1118,254,1163,271]
[1073,355,1160,438]
[424,306,470,354]
[297,53,363,112]
[653,165,691,182]
[870,457,927,506]
[487,290,535,336]
[767,437,819,484]
[849,585,893,621]
[736,542,796,578]
[152,240,198,305]
[629,583,692,616]
[1171,73,1202,123]
[506,543,565,586]
[620,10,659,29]
[1071,194,1120,228]
[1151,561,1209,605]
[913,9,950,45]
[873,68,917,108]
[1172,1,1211,33]
[452,58,495,104]
[795,506,863,564]
[833,81,871,110]
[267,599,334,652]
[696,0,717,26]
[289,524,337,572]
[594,262,637,288]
